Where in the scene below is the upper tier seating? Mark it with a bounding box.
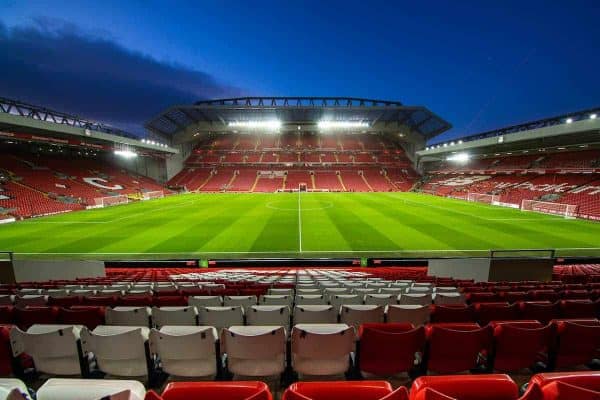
[168,132,418,192]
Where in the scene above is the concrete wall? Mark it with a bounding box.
[12,260,105,282]
[428,258,491,282]
[165,143,193,181]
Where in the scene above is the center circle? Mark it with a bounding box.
[266,201,334,211]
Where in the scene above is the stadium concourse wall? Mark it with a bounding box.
[8,259,105,282]
[428,257,554,283]
[0,253,558,283]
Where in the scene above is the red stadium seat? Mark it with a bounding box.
[82,295,118,307]
[466,292,500,304]
[550,319,600,369]
[157,381,273,400]
[474,302,520,325]
[491,321,553,372]
[528,290,560,303]
[0,306,15,324]
[58,306,105,329]
[530,371,600,390]
[424,323,493,374]
[47,296,82,308]
[283,381,408,400]
[409,374,520,400]
[430,305,475,323]
[154,296,188,307]
[0,325,14,376]
[519,301,559,324]
[358,323,425,376]
[118,294,153,307]
[501,291,528,304]
[559,300,597,319]
[15,306,60,330]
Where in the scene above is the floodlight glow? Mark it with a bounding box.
[114,150,138,158]
[317,121,369,129]
[591,114,597,119]
[446,152,470,162]
[458,140,463,144]
[228,120,282,130]
[566,118,573,124]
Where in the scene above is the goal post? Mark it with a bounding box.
[467,192,500,204]
[94,195,129,208]
[142,190,165,200]
[521,200,578,219]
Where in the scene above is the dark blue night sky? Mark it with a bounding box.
[1,0,599,142]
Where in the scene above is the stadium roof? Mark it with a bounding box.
[146,96,452,142]
[0,97,177,155]
[417,106,600,161]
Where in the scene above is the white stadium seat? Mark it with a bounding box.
[387,304,430,326]
[398,293,432,306]
[223,295,257,309]
[188,296,223,307]
[10,325,83,376]
[293,305,338,324]
[197,306,244,331]
[246,305,290,330]
[105,307,151,327]
[81,326,150,378]
[434,292,464,305]
[149,326,218,378]
[291,324,355,377]
[295,294,327,305]
[36,378,146,400]
[222,326,286,377]
[363,293,396,306]
[339,304,385,329]
[151,306,198,327]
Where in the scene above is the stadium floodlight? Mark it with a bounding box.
[566,118,573,124]
[458,140,463,144]
[114,150,138,158]
[591,113,597,119]
[317,121,369,129]
[446,152,470,162]
[450,141,455,146]
[228,120,282,130]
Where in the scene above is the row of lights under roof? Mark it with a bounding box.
[424,140,463,151]
[140,139,168,148]
[565,113,597,124]
[425,112,598,151]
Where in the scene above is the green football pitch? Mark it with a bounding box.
[0,192,599,260]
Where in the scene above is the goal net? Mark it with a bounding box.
[467,192,500,204]
[142,190,164,200]
[521,200,578,218]
[94,195,129,208]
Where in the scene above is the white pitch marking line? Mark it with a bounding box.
[298,190,303,252]
[15,247,600,255]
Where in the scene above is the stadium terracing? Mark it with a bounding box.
[0,96,599,220]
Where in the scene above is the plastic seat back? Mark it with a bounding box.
[358,323,425,376]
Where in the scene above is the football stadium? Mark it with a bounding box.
[0,3,600,399]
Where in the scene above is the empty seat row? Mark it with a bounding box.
[6,318,599,382]
[3,370,600,400]
[430,300,600,324]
